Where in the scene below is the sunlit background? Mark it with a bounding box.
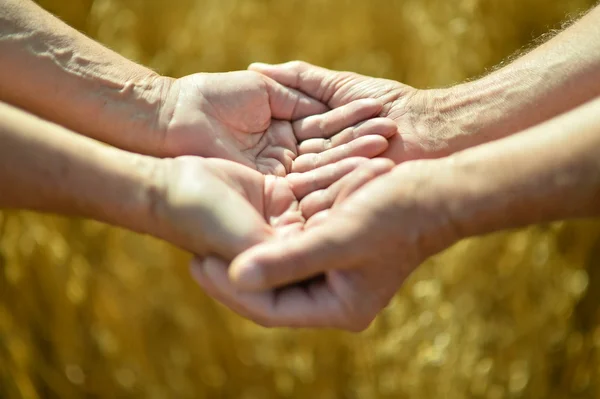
[2,0,600,398]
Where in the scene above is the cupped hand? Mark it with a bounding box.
[149,156,391,263]
[190,159,460,330]
[249,61,458,163]
[158,71,398,176]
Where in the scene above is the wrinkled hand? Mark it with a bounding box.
[159,71,397,175]
[190,159,461,330]
[249,61,457,163]
[149,156,392,264]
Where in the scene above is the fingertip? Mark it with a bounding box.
[248,62,272,72]
[378,118,400,138]
[290,154,316,173]
[353,98,384,113]
[229,246,273,290]
[229,260,265,291]
[356,118,398,139]
[364,135,390,154]
[203,257,227,280]
[369,157,396,172]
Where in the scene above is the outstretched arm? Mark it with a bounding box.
[0,100,385,262]
[0,0,167,156]
[0,101,159,232]
[437,4,600,152]
[251,4,600,161]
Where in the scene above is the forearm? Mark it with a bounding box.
[433,5,600,152]
[0,0,173,156]
[441,97,600,239]
[0,101,160,235]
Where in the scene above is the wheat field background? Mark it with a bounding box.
[2,0,600,398]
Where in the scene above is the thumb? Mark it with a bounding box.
[228,218,363,291]
[262,74,328,120]
[250,61,341,105]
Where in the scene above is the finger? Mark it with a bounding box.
[193,256,343,328]
[190,257,257,319]
[292,99,382,141]
[299,158,394,219]
[304,210,330,229]
[229,219,365,292]
[285,157,369,200]
[292,135,388,173]
[262,75,328,120]
[334,158,395,205]
[250,61,341,104]
[255,119,297,175]
[298,118,398,155]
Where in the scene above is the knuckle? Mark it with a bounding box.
[312,153,322,170]
[288,60,308,70]
[245,70,263,80]
[317,117,327,137]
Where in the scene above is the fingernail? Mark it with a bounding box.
[231,263,265,290]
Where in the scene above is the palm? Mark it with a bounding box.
[161,71,395,176]
[156,156,379,261]
[250,61,441,163]
[187,159,398,328]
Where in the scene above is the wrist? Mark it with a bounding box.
[422,84,490,155]
[89,150,167,238]
[113,73,176,158]
[149,75,178,157]
[386,159,464,257]
[398,86,476,160]
[422,150,521,242]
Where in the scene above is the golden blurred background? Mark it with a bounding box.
[2,0,600,398]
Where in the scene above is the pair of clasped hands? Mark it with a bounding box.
[167,62,433,331]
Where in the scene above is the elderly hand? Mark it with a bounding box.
[248,61,466,163]
[158,71,398,176]
[188,158,462,330]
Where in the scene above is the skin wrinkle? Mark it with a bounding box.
[188,6,600,330]
[283,80,301,122]
[0,19,165,151]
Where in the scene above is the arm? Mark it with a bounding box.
[442,96,600,239]
[0,100,381,263]
[0,0,168,156]
[0,101,164,236]
[194,96,600,330]
[0,99,274,259]
[250,4,600,161]
[436,5,600,153]
[0,0,395,174]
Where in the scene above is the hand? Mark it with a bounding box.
[249,61,461,163]
[188,159,459,330]
[158,71,398,176]
[148,156,392,263]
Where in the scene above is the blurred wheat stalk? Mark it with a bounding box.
[2,0,600,398]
